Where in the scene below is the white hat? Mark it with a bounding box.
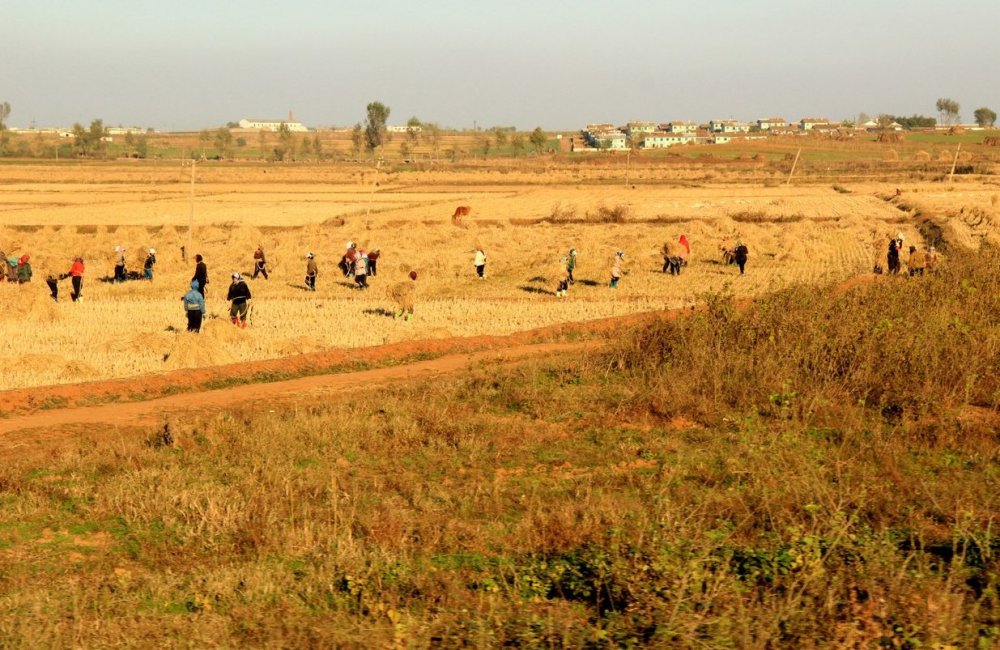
[306,252,314,259]
[114,245,124,253]
[231,272,240,279]
[148,248,156,254]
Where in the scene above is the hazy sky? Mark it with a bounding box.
[2,0,998,131]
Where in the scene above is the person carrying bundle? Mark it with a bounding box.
[252,245,269,280]
[113,246,127,282]
[144,248,156,280]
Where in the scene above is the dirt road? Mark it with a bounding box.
[0,340,601,452]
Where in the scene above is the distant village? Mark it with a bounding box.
[574,117,980,151]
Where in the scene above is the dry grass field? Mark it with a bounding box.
[3,158,1000,390]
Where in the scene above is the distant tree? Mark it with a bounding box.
[214,128,233,159]
[478,132,491,158]
[278,123,295,160]
[529,127,548,153]
[511,132,526,156]
[890,114,936,129]
[973,107,997,128]
[399,141,410,160]
[492,126,509,150]
[857,112,871,125]
[406,116,422,145]
[0,101,10,130]
[123,131,136,157]
[312,134,323,160]
[198,129,211,158]
[936,98,961,125]
[424,122,442,159]
[225,121,239,129]
[235,137,247,148]
[299,134,313,159]
[257,129,268,156]
[876,113,894,129]
[135,134,148,159]
[364,101,391,155]
[351,123,363,157]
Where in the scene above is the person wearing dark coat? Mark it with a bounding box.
[226,272,252,328]
[192,254,208,296]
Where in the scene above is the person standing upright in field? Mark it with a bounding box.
[734,241,749,275]
[252,245,269,280]
[354,252,369,289]
[192,254,208,297]
[473,247,487,279]
[305,252,318,291]
[610,251,625,288]
[887,238,901,275]
[69,257,85,302]
[566,248,577,284]
[226,273,252,328]
[144,248,156,280]
[182,280,206,333]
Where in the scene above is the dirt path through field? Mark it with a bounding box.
[0,340,602,450]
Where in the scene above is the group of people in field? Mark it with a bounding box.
[7,229,758,334]
[878,232,940,276]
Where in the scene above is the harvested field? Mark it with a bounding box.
[1,162,996,390]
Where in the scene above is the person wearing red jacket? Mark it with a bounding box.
[69,257,85,302]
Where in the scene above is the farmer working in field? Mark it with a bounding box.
[565,248,577,284]
[610,251,625,288]
[113,246,127,282]
[887,238,901,275]
[473,247,487,279]
[734,241,749,275]
[192,254,208,297]
[69,257,85,302]
[389,271,418,320]
[16,255,32,283]
[305,253,318,291]
[182,280,206,333]
[252,245,269,280]
[226,272,252,328]
[144,248,156,280]
[367,249,380,276]
[662,240,682,275]
[354,251,369,289]
[907,245,926,276]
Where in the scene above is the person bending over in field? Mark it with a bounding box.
[144,248,156,280]
[367,249,380,276]
[354,252,369,289]
[226,273,252,328]
[69,257,85,302]
[610,251,625,288]
[192,254,208,297]
[182,280,206,333]
[252,245,269,280]
[389,271,417,320]
[661,240,682,275]
[305,252,318,291]
[907,245,925,276]
[113,246,127,283]
[16,255,32,284]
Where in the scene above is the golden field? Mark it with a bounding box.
[2,158,999,390]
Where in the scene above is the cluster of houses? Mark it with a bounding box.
[578,117,844,150]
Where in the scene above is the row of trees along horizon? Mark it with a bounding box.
[0,98,996,161]
[0,100,551,161]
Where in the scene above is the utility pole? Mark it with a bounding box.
[949,143,962,183]
[786,148,802,185]
[188,159,196,255]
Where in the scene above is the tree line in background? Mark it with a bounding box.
[2,96,997,160]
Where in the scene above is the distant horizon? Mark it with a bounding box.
[3,0,998,133]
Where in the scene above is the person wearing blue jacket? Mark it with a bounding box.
[182,279,206,332]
